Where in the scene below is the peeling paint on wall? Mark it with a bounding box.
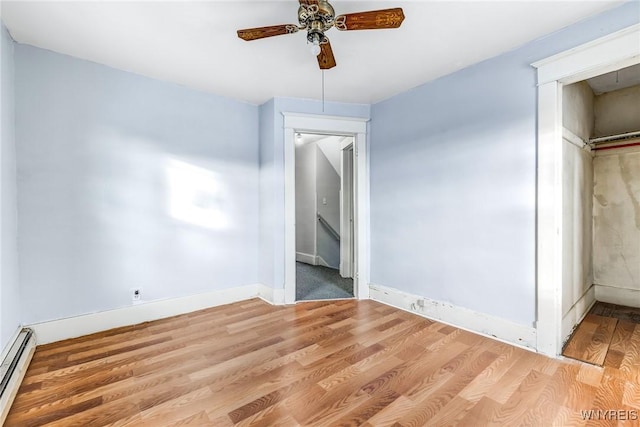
[618,154,640,229]
[562,138,594,316]
[593,149,640,291]
[561,80,595,320]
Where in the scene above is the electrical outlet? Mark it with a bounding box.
[417,299,425,308]
[131,288,142,303]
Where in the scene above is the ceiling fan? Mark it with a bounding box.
[237,1,405,70]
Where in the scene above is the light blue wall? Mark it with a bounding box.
[369,2,640,326]
[15,45,260,324]
[259,97,369,289]
[258,99,276,286]
[0,24,20,349]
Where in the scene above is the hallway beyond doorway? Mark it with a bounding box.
[296,262,353,301]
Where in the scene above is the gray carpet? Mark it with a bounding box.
[296,262,354,301]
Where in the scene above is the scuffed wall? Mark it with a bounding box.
[594,85,640,138]
[593,148,640,307]
[563,81,594,141]
[562,142,594,316]
[561,81,594,339]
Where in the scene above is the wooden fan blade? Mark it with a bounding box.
[299,0,318,4]
[317,39,336,70]
[237,24,299,41]
[334,8,405,31]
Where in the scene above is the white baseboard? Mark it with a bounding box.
[561,284,596,344]
[256,284,286,305]
[369,283,537,350]
[29,283,271,345]
[317,256,330,267]
[317,255,339,269]
[296,252,317,265]
[295,253,339,270]
[595,284,640,308]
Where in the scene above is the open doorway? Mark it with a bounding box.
[294,133,354,301]
[283,113,370,305]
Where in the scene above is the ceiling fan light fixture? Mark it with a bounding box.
[308,31,323,56]
[310,41,321,56]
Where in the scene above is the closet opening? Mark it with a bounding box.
[560,63,640,365]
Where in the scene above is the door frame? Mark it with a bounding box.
[340,142,354,279]
[283,113,370,304]
[532,23,640,356]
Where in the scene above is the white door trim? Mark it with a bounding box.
[283,113,370,304]
[340,144,354,279]
[532,23,640,356]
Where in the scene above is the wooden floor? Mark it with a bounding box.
[6,299,640,426]
[563,314,619,366]
[563,302,640,367]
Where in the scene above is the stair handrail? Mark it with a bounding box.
[317,213,340,241]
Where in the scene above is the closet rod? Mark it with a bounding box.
[589,130,640,144]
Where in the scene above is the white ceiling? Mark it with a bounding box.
[1,1,625,105]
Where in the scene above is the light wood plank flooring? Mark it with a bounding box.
[563,314,619,366]
[563,302,640,367]
[6,299,640,426]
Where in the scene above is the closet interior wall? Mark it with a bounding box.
[561,81,595,340]
[561,79,640,343]
[592,84,640,307]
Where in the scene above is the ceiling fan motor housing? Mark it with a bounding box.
[307,21,325,44]
[298,0,335,32]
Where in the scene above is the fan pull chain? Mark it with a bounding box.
[322,70,325,113]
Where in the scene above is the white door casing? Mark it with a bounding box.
[340,144,354,279]
[283,113,370,304]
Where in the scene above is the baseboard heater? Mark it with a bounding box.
[0,328,36,424]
